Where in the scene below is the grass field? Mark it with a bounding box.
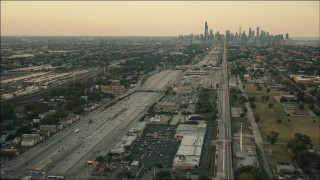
[244,83,320,145]
[265,144,293,163]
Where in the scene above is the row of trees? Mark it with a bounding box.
[267,132,320,171]
[287,133,320,169]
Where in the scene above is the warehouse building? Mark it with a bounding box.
[172,124,206,170]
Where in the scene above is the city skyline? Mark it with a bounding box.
[1,1,319,37]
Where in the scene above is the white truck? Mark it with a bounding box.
[74,128,79,133]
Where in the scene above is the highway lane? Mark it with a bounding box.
[47,92,156,175]
[4,103,106,171]
[196,45,221,66]
[2,66,183,180]
[143,70,181,90]
[67,93,164,179]
[65,69,182,178]
[22,93,146,172]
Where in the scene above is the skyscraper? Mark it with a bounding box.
[249,28,252,38]
[286,33,289,39]
[226,30,230,42]
[204,22,209,41]
[256,26,260,37]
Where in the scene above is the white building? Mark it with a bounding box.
[172,124,206,170]
[21,134,40,147]
[172,135,205,170]
[111,135,136,154]
[128,121,146,137]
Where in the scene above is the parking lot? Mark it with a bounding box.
[158,92,198,113]
[129,124,180,168]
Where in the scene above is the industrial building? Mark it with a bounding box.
[111,135,137,154]
[175,124,206,140]
[172,124,206,170]
[128,121,146,137]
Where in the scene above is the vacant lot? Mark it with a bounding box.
[265,144,292,164]
[244,83,320,144]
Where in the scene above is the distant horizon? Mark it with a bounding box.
[2,35,319,41]
[1,35,319,39]
[1,1,319,37]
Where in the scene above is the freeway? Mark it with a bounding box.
[48,92,160,176]
[142,70,181,91]
[2,67,181,180]
[197,46,222,66]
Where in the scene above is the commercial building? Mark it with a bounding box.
[110,135,137,154]
[128,121,146,137]
[154,102,179,112]
[291,75,320,85]
[100,80,126,95]
[175,124,206,140]
[172,124,206,170]
[172,134,205,170]
[204,22,209,41]
[173,86,192,94]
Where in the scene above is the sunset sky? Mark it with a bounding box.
[1,1,319,37]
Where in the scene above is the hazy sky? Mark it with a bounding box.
[1,1,319,37]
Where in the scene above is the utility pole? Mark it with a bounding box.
[240,123,243,152]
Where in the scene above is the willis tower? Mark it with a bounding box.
[204,22,209,41]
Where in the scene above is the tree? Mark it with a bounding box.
[299,104,304,110]
[242,106,247,113]
[1,104,15,119]
[172,174,187,180]
[287,133,312,153]
[267,131,279,144]
[308,104,315,110]
[261,95,269,101]
[156,171,170,180]
[15,126,32,137]
[248,97,255,102]
[198,175,210,180]
[297,91,304,102]
[255,114,260,122]
[280,96,287,102]
[250,102,256,109]
[239,172,254,180]
[268,103,274,108]
[95,155,105,164]
[266,88,270,93]
[287,133,319,169]
[231,94,238,102]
